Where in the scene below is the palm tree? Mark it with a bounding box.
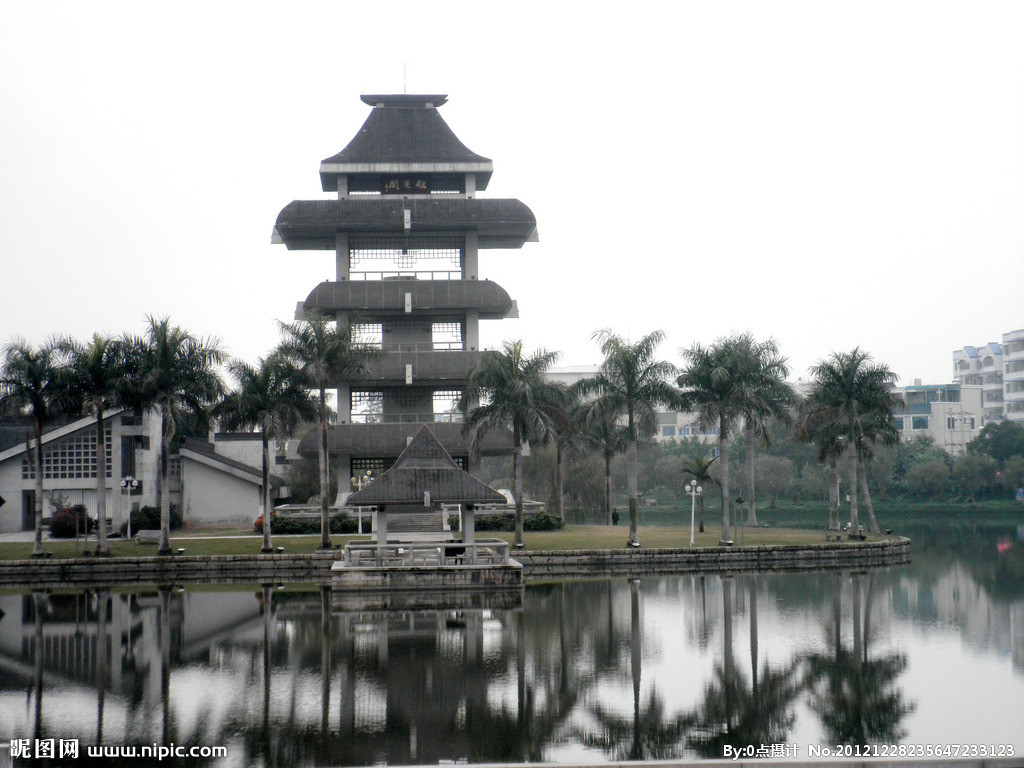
[59,334,131,556]
[458,340,565,548]
[680,455,719,533]
[216,355,317,552]
[0,338,67,557]
[276,313,377,550]
[578,396,629,525]
[578,330,679,547]
[803,349,898,535]
[677,335,755,544]
[735,336,794,527]
[125,317,223,555]
[852,412,898,534]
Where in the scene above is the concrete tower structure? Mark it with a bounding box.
[273,94,535,485]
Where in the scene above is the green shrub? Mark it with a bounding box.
[524,513,564,531]
[49,505,95,538]
[255,513,371,535]
[120,505,181,536]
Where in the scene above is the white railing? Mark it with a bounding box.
[343,538,511,567]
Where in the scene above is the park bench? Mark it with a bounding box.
[134,530,161,545]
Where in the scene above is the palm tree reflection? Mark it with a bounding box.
[688,575,801,758]
[803,572,914,744]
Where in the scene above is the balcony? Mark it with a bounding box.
[304,279,514,319]
[297,421,511,458]
[350,349,484,384]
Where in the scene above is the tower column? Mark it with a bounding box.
[335,233,350,281]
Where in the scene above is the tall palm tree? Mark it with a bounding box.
[0,338,67,557]
[276,313,377,550]
[677,335,756,545]
[124,317,223,555]
[803,349,898,535]
[216,355,317,552]
[734,336,794,527]
[59,334,131,556]
[578,330,679,547]
[680,455,719,533]
[458,340,565,548]
[852,412,898,534]
[579,396,629,525]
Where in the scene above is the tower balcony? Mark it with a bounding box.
[305,279,514,318]
[351,349,484,385]
[297,421,510,458]
[273,198,537,250]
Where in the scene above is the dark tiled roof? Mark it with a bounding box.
[180,439,285,489]
[0,418,85,454]
[346,425,504,506]
[322,97,489,166]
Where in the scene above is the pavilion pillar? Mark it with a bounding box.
[463,503,476,552]
[375,505,387,563]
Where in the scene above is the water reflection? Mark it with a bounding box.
[1,534,1023,764]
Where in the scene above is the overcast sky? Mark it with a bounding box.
[2,2,1022,386]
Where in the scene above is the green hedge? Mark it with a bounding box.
[49,505,95,538]
[255,514,372,535]
[119,505,181,537]
[446,513,564,532]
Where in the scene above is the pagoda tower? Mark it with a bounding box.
[273,94,536,489]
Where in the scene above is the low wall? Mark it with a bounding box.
[515,537,911,578]
[0,538,910,589]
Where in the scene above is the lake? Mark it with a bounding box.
[1,526,1022,765]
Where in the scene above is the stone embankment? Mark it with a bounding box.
[0,538,909,589]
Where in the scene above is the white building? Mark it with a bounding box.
[953,328,1024,424]
[0,408,290,535]
[891,382,983,455]
[1002,328,1024,424]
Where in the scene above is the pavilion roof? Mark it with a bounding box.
[319,94,493,191]
[345,424,505,507]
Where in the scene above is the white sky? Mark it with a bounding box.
[2,1,1022,386]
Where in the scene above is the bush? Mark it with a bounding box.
[49,505,95,538]
[524,513,564,531]
[120,505,182,536]
[254,513,371,535]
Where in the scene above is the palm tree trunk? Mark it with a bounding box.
[95,411,109,556]
[604,452,613,526]
[858,461,880,534]
[262,432,273,553]
[847,448,860,535]
[32,420,44,557]
[827,457,840,531]
[748,578,759,695]
[513,423,525,548]
[318,387,331,550]
[158,405,172,556]
[626,438,640,547]
[745,424,757,527]
[555,442,565,524]
[719,417,731,544]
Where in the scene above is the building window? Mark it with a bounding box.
[348,235,463,280]
[432,390,462,422]
[682,427,692,436]
[351,323,383,348]
[350,390,384,423]
[912,416,929,430]
[431,320,463,350]
[662,426,676,437]
[947,417,956,430]
[22,429,112,480]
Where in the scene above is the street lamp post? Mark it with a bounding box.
[686,479,703,547]
[120,477,139,539]
[350,470,374,534]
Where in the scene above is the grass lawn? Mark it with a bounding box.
[0,524,892,560]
